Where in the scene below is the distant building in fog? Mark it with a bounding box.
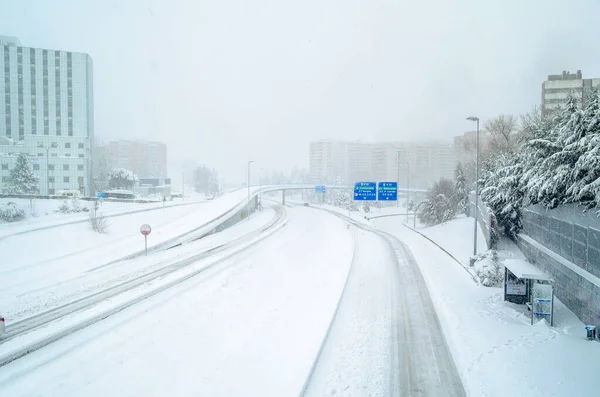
[108,140,167,180]
[309,139,456,189]
[542,70,600,117]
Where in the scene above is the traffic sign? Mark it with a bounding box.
[140,224,152,236]
[315,185,326,194]
[96,192,106,199]
[353,182,377,201]
[377,182,398,201]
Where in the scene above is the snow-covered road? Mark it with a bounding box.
[302,209,465,397]
[0,205,466,396]
[0,206,354,396]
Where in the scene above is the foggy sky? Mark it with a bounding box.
[2,0,600,184]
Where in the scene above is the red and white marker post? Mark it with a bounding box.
[140,224,152,256]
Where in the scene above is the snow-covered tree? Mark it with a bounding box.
[485,114,519,154]
[7,153,39,194]
[108,168,136,190]
[418,178,456,225]
[454,163,469,215]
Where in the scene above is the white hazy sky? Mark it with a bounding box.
[2,0,600,183]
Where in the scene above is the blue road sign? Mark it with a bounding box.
[377,182,398,201]
[353,182,377,201]
[315,185,326,194]
[96,192,106,199]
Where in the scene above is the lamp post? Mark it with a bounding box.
[467,116,480,257]
[38,142,57,195]
[247,160,254,220]
[406,161,410,223]
[259,168,263,210]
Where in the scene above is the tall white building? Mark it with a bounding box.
[0,36,94,195]
[542,70,600,117]
[309,139,456,189]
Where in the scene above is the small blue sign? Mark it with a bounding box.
[353,182,377,201]
[377,182,398,201]
[96,192,106,199]
[315,185,326,194]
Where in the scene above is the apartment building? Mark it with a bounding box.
[542,70,600,117]
[0,36,94,195]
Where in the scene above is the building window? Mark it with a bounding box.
[65,154,71,157]
[48,164,55,171]
[48,176,55,183]
[78,154,84,158]
[48,188,55,195]
[63,176,69,183]
[1,164,7,170]
[2,176,8,182]
[33,164,40,170]
[78,143,84,149]
[77,164,84,171]
[63,164,69,171]
[51,153,57,157]
[78,176,84,185]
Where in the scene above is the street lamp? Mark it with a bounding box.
[396,150,401,208]
[247,160,254,220]
[259,168,263,210]
[38,141,57,195]
[466,116,480,258]
[405,160,410,223]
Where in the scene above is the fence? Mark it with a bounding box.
[520,203,600,326]
[469,192,494,249]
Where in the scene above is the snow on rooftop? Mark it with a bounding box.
[504,258,553,281]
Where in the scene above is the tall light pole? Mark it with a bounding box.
[38,142,57,195]
[259,168,263,210]
[247,160,254,220]
[467,116,480,257]
[406,161,410,223]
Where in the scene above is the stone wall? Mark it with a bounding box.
[519,204,600,326]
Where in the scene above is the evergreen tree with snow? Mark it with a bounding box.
[418,178,456,225]
[7,153,39,194]
[454,163,469,215]
[108,168,136,190]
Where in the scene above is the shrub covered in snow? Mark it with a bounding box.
[108,168,136,190]
[0,201,26,222]
[419,178,457,225]
[473,250,504,287]
[54,198,87,214]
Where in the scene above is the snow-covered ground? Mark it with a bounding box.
[0,195,205,238]
[0,188,263,318]
[0,206,354,397]
[374,216,600,397]
[0,206,280,322]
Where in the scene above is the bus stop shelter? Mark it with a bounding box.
[503,259,555,326]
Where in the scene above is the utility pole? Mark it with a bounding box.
[406,161,410,223]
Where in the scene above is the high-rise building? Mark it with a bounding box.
[309,139,456,189]
[542,70,600,117]
[107,140,167,180]
[0,36,94,195]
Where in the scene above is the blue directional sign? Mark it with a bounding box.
[96,192,106,199]
[353,182,377,201]
[315,185,326,194]
[377,182,398,201]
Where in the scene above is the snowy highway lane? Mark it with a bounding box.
[0,206,354,397]
[302,210,465,397]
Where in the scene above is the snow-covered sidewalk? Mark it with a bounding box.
[374,216,600,397]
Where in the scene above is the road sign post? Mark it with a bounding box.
[377,182,398,201]
[140,224,152,256]
[353,182,377,201]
